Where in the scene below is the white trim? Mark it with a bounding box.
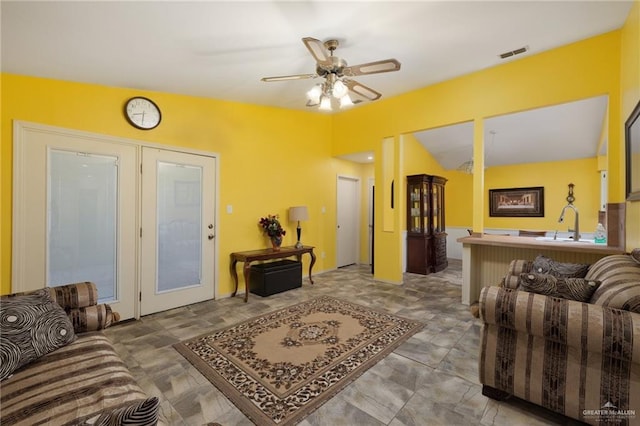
[12,121,28,292]
[367,177,375,265]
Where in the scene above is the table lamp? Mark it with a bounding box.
[289,206,309,248]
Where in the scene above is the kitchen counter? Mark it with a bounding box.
[457,234,625,305]
[457,234,624,254]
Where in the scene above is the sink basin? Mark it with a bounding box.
[535,237,595,244]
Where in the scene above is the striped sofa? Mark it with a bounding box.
[479,251,640,425]
[1,282,161,425]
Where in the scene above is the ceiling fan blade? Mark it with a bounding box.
[344,79,382,101]
[261,74,316,82]
[302,37,332,68]
[342,59,401,77]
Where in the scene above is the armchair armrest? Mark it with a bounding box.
[480,286,640,363]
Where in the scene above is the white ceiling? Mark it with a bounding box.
[1,1,631,167]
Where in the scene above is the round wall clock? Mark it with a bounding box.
[124,97,161,130]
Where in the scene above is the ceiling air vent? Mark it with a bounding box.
[499,46,529,59]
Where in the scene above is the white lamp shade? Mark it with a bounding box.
[319,95,332,111]
[340,94,353,108]
[307,85,322,104]
[332,80,348,98]
[289,206,309,222]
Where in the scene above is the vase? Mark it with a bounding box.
[270,236,283,251]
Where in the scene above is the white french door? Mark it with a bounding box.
[140,148,216,315]
[14,122,218,320]
[13,122,137,320]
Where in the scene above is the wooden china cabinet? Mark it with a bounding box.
[406,174,448,274]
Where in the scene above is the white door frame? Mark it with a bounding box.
[336,175,360,268]
[12,121,220,319]
[367,177,375,265]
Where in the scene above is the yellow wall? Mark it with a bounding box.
[0,74,380,295]
[485,158,601,232]
[401,133,474,229]
[0,74,345,295]
[332,30,623,279]
[621,0,640,250]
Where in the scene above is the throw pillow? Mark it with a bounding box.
[0,289,77,381]
[531,255,590,278]
[517,272,556,295]
[555,277,601,302]
[518,273,600,302]
[87,397,160,426]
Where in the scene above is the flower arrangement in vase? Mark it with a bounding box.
[259,214,286,251]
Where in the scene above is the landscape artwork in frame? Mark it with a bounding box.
[489,187,544,217]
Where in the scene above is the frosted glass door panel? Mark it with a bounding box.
[157,162,203,292]
[48,150,117,301]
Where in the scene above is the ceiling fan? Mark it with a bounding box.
[261,37,401,110]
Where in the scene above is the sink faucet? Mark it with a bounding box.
[558,204,579,241]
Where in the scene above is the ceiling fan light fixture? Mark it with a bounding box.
[332,80,348,98]
[307,85,322,104]
[319,95,332,111]
[340,94,353,108]
[262,37,401,110]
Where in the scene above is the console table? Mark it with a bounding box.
[230,245,316,302]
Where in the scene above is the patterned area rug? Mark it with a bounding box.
[174,296,423,425]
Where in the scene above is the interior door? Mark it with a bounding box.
[140,147,216,315]
[336,176,360,267]
[13,122,137,320]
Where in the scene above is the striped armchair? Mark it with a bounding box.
[479,251,640,425]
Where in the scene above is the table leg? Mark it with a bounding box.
[308,250,316,284]
[230,259,239,297]
[242,261,252,303]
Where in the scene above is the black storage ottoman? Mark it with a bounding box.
[249,259,302,297]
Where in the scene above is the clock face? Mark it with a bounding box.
[124,97,161,130]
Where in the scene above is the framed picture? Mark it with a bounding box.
[489,186,544,217]
[625,99,640,201]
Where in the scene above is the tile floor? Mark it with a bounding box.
[104,260,582,426]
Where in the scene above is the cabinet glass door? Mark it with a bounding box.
[422,182,429,233]
[409,183,421,232]
[433,184,440,232]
